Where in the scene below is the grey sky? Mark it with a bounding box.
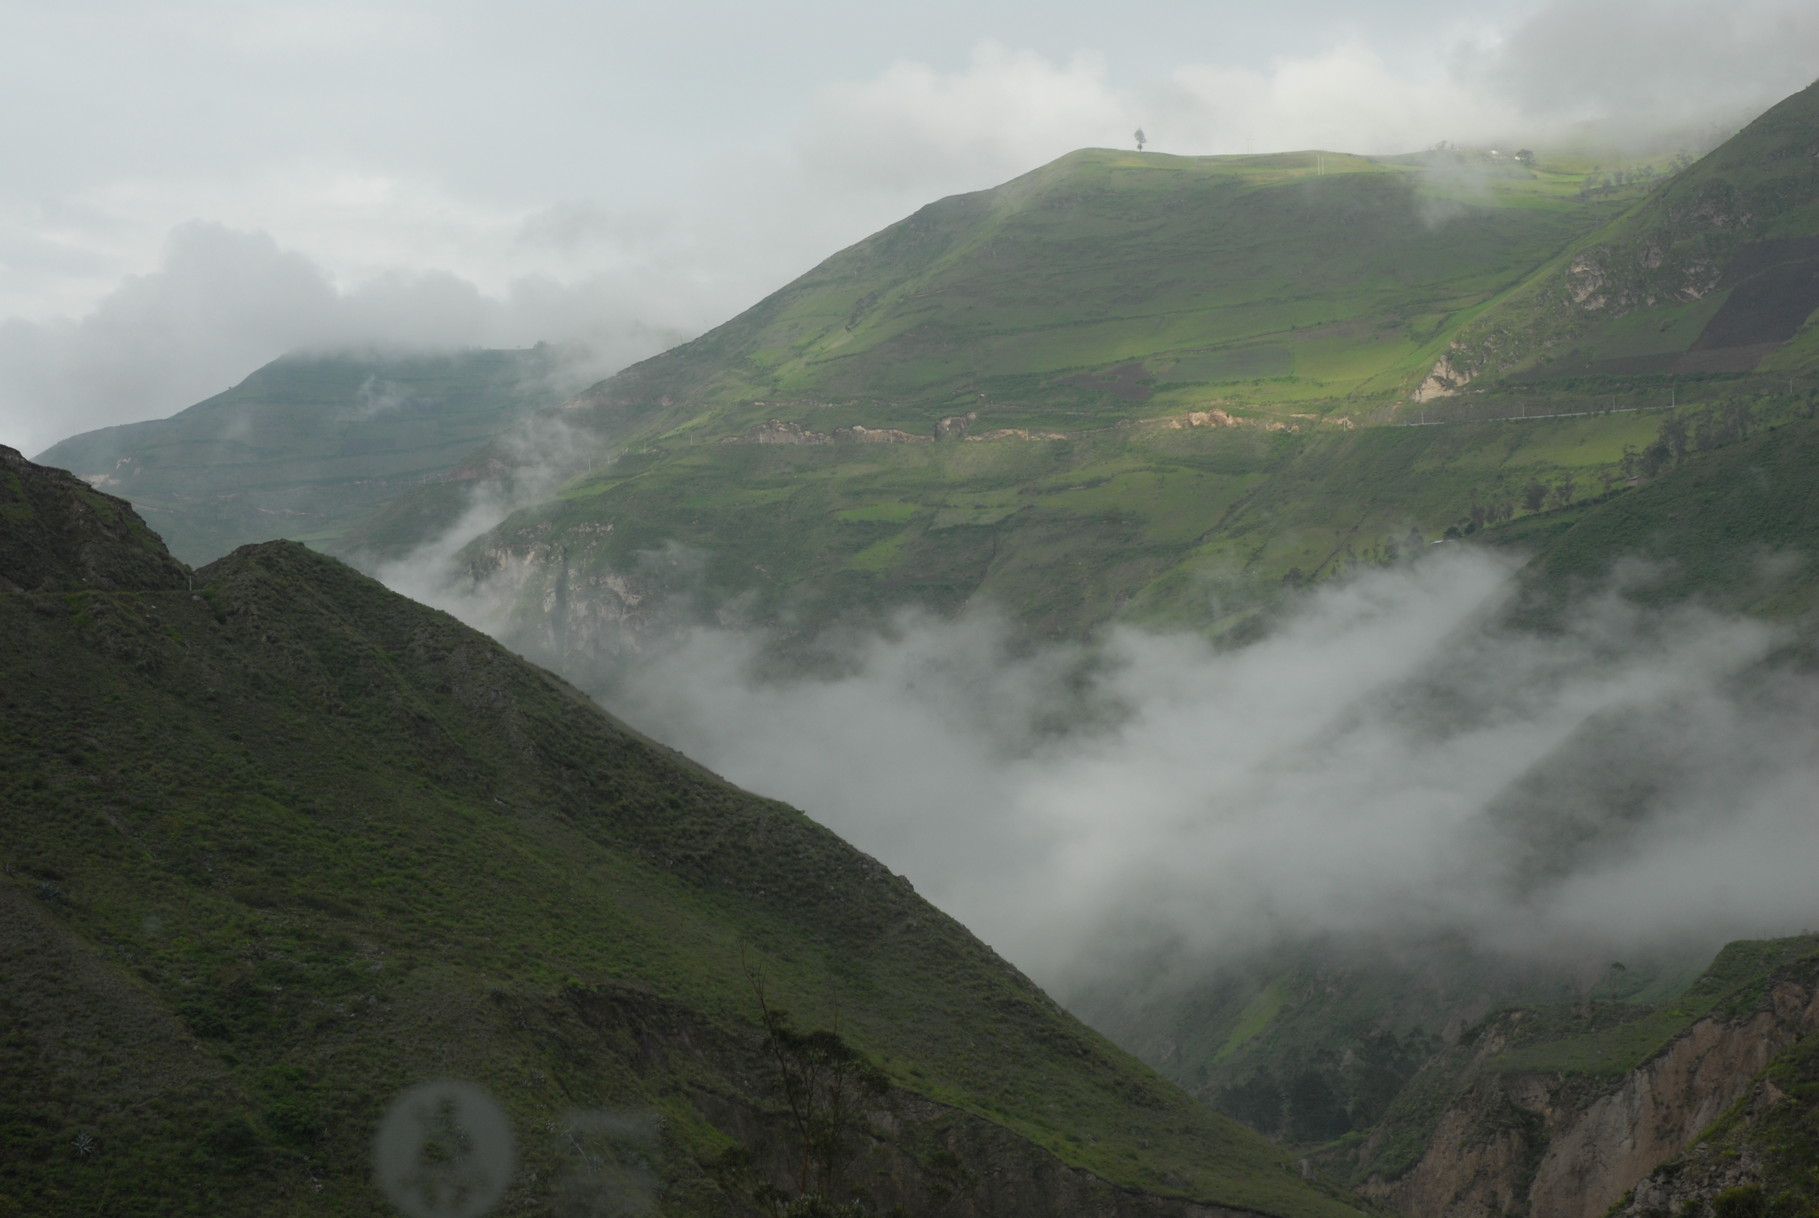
[3,0,1816,453]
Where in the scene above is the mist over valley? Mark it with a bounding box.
[7,12,1819,1216]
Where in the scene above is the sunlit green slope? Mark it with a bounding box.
[571,147,1629,445]
[394,147,1685,642]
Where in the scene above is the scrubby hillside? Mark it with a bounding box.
[0,445,1360,1218]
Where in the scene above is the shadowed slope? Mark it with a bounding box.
[0,451,1361,1217]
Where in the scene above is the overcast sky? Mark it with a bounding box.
[4,0,1817,454]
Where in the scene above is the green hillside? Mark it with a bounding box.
[458,403,1691,647]
[349,143,1710,644]
[559,146,1632,445]
[34,347,569,564]
[382,96,1816,642]
[1435,79,1819,391]
[0,445,1363,1218]
[1491,403,1819,625]
[19,81,1819,1218]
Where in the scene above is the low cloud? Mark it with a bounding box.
[1482,0,1819,140]
[11,4,1819,457]
[2,222,697,456]
[525,551,1819,997]
[798,42,1135,192]
[795,8,1819,203]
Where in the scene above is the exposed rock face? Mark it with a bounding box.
[967,427,1070,441]
[1608,1016,1819,1218]
[722,407,1304,447]
[1360,981,1819,1218]
[462,520,681,671]
[1413,352,1473,402]
[935,410,978,439]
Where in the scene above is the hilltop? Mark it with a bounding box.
[555,145,1631,444]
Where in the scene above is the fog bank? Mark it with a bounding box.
[565,552,1817,993]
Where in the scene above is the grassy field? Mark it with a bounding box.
[1443,79,1819,388]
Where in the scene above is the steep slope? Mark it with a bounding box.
[559,147,1619,442]
[1335,937,1819,1218]
[0,444,190,593]
[1430,79,1819,392]
[1611,1007,1819,1218]
[319,142,1637,611]
[1489,404,1819,625]
[0,445,1362,1218]
[34,347,568,564]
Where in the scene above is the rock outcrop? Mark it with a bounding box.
[1358,973,1819,1218]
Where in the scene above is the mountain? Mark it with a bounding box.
[0,444,1363,1217]
[17,79,1819,1218]
[323,145,1695,650]
[409,82,1819,655]
[1430,79,1819,390]
[547,146,1627,441]
[33,347,570,565]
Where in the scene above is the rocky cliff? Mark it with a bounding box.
[1351,945,1819,1218]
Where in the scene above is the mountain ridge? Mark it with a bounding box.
[0,445,1360,1217]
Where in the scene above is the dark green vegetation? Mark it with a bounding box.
[1491,401,1819,624]
[0,446,1366,1217]
[34,347,570,565]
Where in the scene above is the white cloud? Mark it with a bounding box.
[0,222,699,456]
[799,42,1135,193]
[6,2,1818,456]
[1159,43,1529,155]
[567,552,1815,993]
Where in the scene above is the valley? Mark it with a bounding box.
[8,74,1819,1218]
